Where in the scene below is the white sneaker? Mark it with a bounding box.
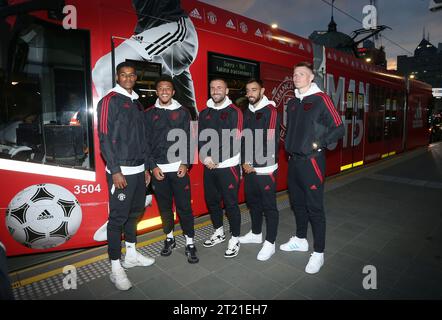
[224,238,240,258]
[279,236,309,252]
[110,268,132,291]
[122,252,155,269]
[239,230,262,244]
[203,230,226,248]
[305,252,324,274]
[257,240,275,261]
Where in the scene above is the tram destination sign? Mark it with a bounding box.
[209,53,259,78]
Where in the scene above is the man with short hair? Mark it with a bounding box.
[97,61,155,291]
[199,78,243,258]
[281,61,344,274]
[239,79,280,261]
[145,75,198,263]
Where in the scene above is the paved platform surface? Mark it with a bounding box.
[8,142,442,300]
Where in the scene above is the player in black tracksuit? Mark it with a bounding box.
[282,62,345,274]
[98,62,154,291]
[239,79,281,261]
[199,78,243,258]
[145,75,198,263]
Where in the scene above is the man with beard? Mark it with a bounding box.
[198,78,243,258]
[239,79,280,261]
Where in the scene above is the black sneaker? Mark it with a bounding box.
[160,238,176,256]
[185,244,199,264]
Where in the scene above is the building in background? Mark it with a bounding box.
[397,35,442,112]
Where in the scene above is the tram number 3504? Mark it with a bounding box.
[73,184,102,195]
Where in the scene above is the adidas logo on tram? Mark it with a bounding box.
[226,19,236,29]
[190,8,202,20]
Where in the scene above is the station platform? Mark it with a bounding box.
[7,142,442,300]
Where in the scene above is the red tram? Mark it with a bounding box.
[0,0,432,256]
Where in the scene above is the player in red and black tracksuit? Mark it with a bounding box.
[199,78,243,258]
[145,75,198,263]
[239,79,281,261]
[98,62,154,291]
[282,62,344,274]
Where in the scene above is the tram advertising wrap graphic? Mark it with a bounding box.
[6,184,82,249]
[0,0,432,256]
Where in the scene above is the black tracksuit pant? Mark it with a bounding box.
[244,171,279,243]
[152,172,194,238]
[287,152,326,253]
[106,171,146,260]
[203,166,241,237]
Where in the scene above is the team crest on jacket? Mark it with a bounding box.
[220,112,228,120]
[303,102,314,111]
[255,112,263,120]
[153,114,160,121]
[123,102,130,109]
[118,193,126,201]
[170,111,180,121]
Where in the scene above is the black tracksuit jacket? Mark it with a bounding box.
[144,103,191,169]
[241,103,281,168]
[285,91,344,158]
[97,91,148,174]
[198,102,243,163]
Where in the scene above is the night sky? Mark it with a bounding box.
[200,0,442,70]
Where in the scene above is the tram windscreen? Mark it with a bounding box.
[0,18,93,170]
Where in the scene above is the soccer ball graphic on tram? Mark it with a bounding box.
[6,184,82,249]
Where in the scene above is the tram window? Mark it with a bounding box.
[208,52,260,112]
[0,19,93,170]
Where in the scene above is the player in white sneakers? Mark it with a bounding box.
[281,62,344,274]
[199,78,243,258]
[239,79,280,261]
[97,62,155,290]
